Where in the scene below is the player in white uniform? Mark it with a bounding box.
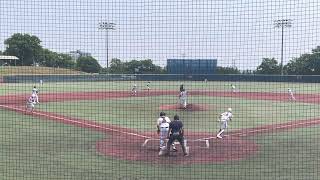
[32,86,40,104]
[231,84,236,93]
[217,108,233,139]
[156,112,176,151]
[179,89,187,109]
[131,84,137,96]
[287,88,296,101]
[26,94,36,112]
[146,82,150,92]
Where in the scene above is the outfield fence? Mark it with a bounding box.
[2,74,320,83]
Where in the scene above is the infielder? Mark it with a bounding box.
[157,112,176,151]
[131,84,137,96]
[32,86,40,104]
[231,84,236,93]
[26,94,36,112]
[179,88,187,109]
[146,81,150,92]
[217,108,233,139]
[287,88,296,101]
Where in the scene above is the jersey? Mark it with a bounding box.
[179,90,187,100]
[157,116,171,126]
[169,120,183,135]
[28,96,35,103]
[32,88,38,95]
[220,111,233,122]
[160,122,169,129]
[288,88,293,94]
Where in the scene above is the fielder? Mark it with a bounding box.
[287,88,296,101]
[231,84,237,93]
[26,94,36,112]
[146,81,150,92]
[217,108,233,139]
[32,86,40,104]
[131,84,137,96]
[157,112,177,151]
[179,88,187,109]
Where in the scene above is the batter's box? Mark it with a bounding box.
[141,138,209,149]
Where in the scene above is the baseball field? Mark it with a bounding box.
[1,81,320,179]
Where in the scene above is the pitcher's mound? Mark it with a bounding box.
[159,104,209,111]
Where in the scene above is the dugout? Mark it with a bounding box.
[167,59,217,74]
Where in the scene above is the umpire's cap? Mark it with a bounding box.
[159,112,166,117]
[174,114,179,120]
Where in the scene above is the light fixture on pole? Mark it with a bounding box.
[274,19,292,75]
[98,22,116,68]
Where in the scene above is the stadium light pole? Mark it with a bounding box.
[274,19,292,75]
[99,22,116,68]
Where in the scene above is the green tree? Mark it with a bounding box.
[4,33,42,66]
[38,49,75,69]
[76,56,101,73]
[108,59,165,74]
[108,58,126,73]
[285,46,320,75]
[256,58,280,74]
[215,66,240,74]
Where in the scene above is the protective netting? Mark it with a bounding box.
[1,1,320,180]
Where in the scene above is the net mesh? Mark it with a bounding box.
[1,0,320,179]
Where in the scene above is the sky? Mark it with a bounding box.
[1,0,320,69]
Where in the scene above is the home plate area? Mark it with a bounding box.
[95,133,259,165]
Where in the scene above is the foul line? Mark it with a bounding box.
[196,118,320,141]
[0,104,151,139]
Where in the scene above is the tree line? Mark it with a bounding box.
[2,33,320,75]
[1,33,102,73]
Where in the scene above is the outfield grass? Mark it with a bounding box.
[1,109,320,180]
[38,96,320,131]
[1,81,320,96]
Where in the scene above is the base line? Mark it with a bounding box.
[0,104,151,139]
[195,118,320,141]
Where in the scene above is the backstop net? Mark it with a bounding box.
[1,1,320,180]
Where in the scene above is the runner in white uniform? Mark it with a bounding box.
[217,108,233,139]
[131,84,137,96]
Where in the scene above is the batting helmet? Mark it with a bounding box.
[159,112,166,117]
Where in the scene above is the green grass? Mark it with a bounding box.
[1,109,320,180]
[2,80,320,179]
[38,95,320,131]
[2,80,320,96]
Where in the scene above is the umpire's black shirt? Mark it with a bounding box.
[169,120,183,135]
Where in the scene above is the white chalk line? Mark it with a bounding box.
[3,103,320,144]
[196,118,320,141]
[0,104,151,139]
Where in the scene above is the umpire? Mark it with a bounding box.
[166,115,188,156]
